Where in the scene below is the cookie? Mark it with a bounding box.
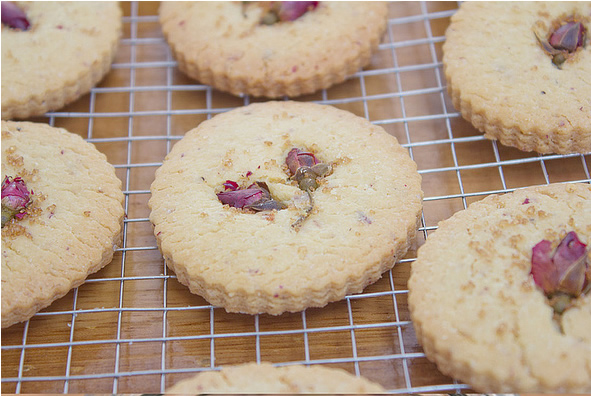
[165,362,385,393]
[443,2,591,154]
[158,2,388,98]
[1,121,125,328]
[149,101,423,315]
[408,183,591,392]
[1,2,122,120]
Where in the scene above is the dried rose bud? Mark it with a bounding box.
[277,1,319,22]
[1,176,32,227]
[286,148,332,192]
[217,183,265,208]
[286,148,319,176]
[535,18,587,69]
[217,181,285,212]
[531,231,589,310]
[549,21,586,52]
[260,1,319,25]
[552,231,588,294]
[1,1,30,30]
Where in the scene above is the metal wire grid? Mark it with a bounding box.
[2,1,590,394]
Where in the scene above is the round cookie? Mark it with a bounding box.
[1,2,122,120]
[408,183,591,392]
[165,362,385,393]
[158,2,388,98]
[443,2,591,154]
[1,121,125,328]
[149,101,423,315]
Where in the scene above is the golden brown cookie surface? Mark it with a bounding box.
[1,2,122,119]
[165,362,385,393]
[159,2,388,98]
[443,2,591,154]
[149,101,423,315]
[1,121,125,328]
[409,182,591,392]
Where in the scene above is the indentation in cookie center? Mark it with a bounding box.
[216,180,286,212]
[534,15,587,69]
[215,146,333,231]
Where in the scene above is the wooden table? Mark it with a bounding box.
[2,2,589,393]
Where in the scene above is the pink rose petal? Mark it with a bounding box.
[277,1,319,22]
[286,148,318,176]
[549,21,586,52]
[1,1,30,30]
[531,232,589,297]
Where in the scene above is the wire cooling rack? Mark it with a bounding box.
[2,1,590,394]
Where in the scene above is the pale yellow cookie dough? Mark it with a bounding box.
[443,2,591,154]
[408,183,591,393]
[149,101,423,315]
[1,2,122,120]
[1,121,125,328]
[159,2,388,98]
[165,362,386,393]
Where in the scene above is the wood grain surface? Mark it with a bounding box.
[2,2,590,394]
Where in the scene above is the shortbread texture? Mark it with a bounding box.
[443,2,591,154]
[159,2,388,98]
[408,183,591,393]
[165,362,385,393]
[1,121,125,328]
[1,2,122,120]
[149,101,423,315]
